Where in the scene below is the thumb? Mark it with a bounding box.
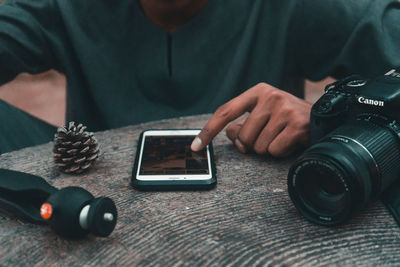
[226,117,247,142]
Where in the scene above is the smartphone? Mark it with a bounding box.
[131,129,217,190]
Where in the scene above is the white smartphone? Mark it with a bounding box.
[131,129,217,190]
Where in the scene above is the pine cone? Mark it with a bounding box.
[53,122,99,174]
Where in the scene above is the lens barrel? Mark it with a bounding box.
[288,119,400,225]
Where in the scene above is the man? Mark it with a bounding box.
[0,0,399,155]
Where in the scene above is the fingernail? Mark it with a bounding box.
[235,139,247,153]
[191,137,202,151]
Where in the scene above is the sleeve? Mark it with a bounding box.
[291,0,400,80]
[0,0,60,85]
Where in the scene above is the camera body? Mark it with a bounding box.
[288,69,400,225]
[310,70,400,144]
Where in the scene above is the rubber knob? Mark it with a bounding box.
[86,197,117,237]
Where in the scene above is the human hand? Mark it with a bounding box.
[191,83,312,157]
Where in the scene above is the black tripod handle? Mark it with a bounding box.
[0,169,57,223]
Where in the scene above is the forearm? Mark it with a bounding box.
[0,0,57,85]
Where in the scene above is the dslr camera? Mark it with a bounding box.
[287,69,400,225]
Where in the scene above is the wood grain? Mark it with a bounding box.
[0,114,399,266]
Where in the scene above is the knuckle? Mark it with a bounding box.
[256,82,267,87]
[254,82,271,93]
[255,82,268,89]
[269,89,285,102]
[281,105,296,116]
[214,104,232,120]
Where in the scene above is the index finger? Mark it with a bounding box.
[191,89,258,151]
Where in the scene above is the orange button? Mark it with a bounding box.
[40,203,53,220]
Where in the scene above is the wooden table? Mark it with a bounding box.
[0,115,399,266]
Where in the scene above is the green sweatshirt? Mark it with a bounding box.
[0,0,399,131]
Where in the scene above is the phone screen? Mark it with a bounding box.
[136,130,213,181]
[140,136,209,175]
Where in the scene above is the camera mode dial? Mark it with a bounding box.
[346,79,367,88]
[314,91,347,115]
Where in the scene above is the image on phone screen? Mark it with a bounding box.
[135,130,213,181]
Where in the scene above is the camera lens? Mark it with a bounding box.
[297,163,346,216]
[289,155,354,224]
[288,119,400,225]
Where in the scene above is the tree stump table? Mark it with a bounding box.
[0,115,399,266]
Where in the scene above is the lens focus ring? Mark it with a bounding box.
[328,121,400,190]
